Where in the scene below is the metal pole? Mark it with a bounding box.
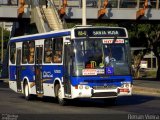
[137,0,140,9]
[117,0,120,9]
[82,0,86,26]
[1,22,4,63]
[156,0,159,9]
[151,51,153,69]
[98,0,101,9]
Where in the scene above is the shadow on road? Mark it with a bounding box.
[22,94,160,108]
[63,94,160,108]
[0,81,9,88]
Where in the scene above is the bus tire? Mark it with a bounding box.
[24,82,32,100]
[55,84,67,106]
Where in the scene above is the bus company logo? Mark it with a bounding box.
[43,71,53,78]
[54,70,61,74]
[104,83,108,88]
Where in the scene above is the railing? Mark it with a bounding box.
[31,6,46,33]
[50,0,63,29]
[53,0,160,9]
[39,5,52,31]
[0,0,18,6]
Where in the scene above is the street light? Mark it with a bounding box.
[82,0,86,26]
[1,22,4,63]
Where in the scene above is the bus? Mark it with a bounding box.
[8,26,132,105]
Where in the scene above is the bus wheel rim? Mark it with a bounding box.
[25,84,29,97]
[58,88,62,100]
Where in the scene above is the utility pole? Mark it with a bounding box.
[1,22,4,63]
[82,0,86,26]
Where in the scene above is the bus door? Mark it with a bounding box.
[16,48,22,93]
[63,45,72,95]
[35,46,43,94]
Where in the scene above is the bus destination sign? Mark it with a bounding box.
[74,28,127,37]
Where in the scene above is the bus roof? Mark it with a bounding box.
[9,29,71,43]
[9,26,128,43]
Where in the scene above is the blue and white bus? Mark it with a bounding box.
[9,26,132,105]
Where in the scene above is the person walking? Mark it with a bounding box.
[46,0,48,8]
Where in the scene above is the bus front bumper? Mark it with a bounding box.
[70,85,132,99]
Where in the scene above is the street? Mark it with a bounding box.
[0,82,160,120]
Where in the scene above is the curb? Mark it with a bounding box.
[133,86,160,96]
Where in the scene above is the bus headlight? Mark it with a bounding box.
[125,83,130,88]
[85,86,90,89]
[121,82,130,88]
[79,85,83,89]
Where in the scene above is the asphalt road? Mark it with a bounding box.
[0,82,160,120]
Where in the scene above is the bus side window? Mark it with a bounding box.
[44,39,52,63]
[22,42,29,64]
[10,42,16,64]
[52,38,63,63]
[28,41,35,64]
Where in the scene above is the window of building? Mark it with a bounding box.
[52,38,63,63]
[10,42,16,64]
[120,0,137,8]
[108,0,118,8]
[139,0,157,8]
[22,42,29,64]
[28,41,35,64]
[44,39,52,63]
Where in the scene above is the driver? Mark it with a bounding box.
[105,55,110,64]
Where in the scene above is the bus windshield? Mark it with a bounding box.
[73,38,130,76]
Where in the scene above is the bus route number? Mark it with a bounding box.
[77,30,87,36]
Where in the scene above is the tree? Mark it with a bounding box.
[123,23,160,80]
[0,27,10,49]
[0,27,10,63]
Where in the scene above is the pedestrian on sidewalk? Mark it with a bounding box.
[46,0,48,8]
[46,0,51,8]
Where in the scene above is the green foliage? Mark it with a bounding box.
[0,27,10,49]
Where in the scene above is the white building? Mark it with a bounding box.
[0,22,13,31]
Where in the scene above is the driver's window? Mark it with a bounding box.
[112,46,124,61]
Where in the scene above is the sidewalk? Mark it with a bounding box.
[133,79,160,96]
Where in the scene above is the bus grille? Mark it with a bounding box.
[92,92,117,97]
[93,85,117,90]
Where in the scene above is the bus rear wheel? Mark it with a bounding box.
[55,84,67,106]
[24,82,32,100]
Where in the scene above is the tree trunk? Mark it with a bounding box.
[133,55,142,78]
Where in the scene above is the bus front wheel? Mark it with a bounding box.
[55,84,67,106]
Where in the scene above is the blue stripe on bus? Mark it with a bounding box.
[10,65,132,87]
[70,76,132,87]
[9,65,64,83]
[10,31,71,43]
